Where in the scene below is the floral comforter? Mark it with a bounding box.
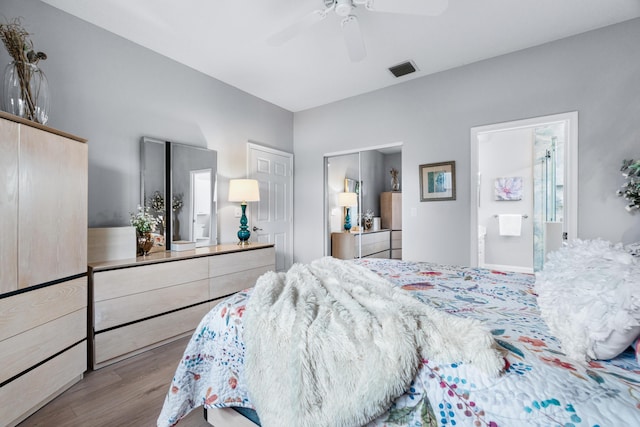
[158,259,640,427]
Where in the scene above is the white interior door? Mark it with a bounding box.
[248,143,293,272]
[190,169,212,247]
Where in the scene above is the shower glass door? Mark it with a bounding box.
[533,123,565,271]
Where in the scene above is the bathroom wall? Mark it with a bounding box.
[478,127,534,272]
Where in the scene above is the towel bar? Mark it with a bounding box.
[493,214,528,219]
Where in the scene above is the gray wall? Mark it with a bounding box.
[294,18,640,265]
[1,0,293,244]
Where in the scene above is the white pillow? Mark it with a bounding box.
[535,239,640,361]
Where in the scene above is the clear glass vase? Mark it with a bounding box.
[3,61,50,124]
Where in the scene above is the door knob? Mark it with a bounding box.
[252,226,262,232]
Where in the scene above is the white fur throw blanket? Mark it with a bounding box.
[243,257,504,427]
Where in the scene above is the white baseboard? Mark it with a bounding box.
[481,263,534,274]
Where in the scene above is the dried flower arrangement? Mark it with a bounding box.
[617,159,640,212]
[0,17,48,122]
[390,167,399,191]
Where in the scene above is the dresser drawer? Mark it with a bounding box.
[365,250,391,259]
[210,265,273,299]
[94,279,209,331]
[1,341,86,427]
[94,303,210,367]
[0,308,86,385]
[358,231,391,257]
[93,257,208,302]
[359,230,390,245]
[209,247,275,277]
[0,277,86,342]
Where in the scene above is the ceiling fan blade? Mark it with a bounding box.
[341,15,366,62]
[267,9,329,46]
[364,0,448,16]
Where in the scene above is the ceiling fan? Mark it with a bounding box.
[267,0,449,62]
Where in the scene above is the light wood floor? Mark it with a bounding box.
[19,336,210,427]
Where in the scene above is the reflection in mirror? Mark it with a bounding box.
[141,137,218,251]
[344,177,362,229]
[171,143,217,247]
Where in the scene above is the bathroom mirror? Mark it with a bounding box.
[141,137,218,251]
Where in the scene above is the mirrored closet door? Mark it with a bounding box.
[324,145,402,259]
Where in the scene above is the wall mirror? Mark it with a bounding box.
[324,146,402,258]
[141,137,218,251]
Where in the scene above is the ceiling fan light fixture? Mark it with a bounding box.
[335,0,354,17]
[388,60,418,78]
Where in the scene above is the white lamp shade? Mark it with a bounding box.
[337,192,358,207]
[228,179,260,202]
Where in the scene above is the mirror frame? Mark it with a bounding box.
[141,137,218,251]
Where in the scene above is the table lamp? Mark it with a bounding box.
[228,179,260,245]
[337,192,358,232]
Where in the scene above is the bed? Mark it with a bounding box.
[158,249,640,427]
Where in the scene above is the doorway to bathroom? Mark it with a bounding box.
[470,112,578,273]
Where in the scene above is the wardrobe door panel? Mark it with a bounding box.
[18,125,88,288]
[0,119,18,294]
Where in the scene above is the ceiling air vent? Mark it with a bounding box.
[388,60,418,78]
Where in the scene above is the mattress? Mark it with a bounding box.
[159,258,640,426]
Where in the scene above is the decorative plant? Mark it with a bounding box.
[0,18,47,121]
[363,208,374,230]
[148,191,165,212]
[172,193,183,212]
[130,205,160,234]
[617,159,640,212]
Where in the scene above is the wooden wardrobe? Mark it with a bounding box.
[0,112,88,426]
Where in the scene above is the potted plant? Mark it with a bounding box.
[618,159,640,212]
[130,205,160,255]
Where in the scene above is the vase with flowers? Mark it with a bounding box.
[130,205,160,256]
[0,18,50,124]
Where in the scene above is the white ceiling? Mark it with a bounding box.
[40,0,640,112]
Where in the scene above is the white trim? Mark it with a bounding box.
[247,141,293,159]
[323,141,403,158]
[470,112,578,268]
[481,263,534,274]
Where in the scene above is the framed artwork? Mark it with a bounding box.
[419,161,456,201]
[494,176,523,201]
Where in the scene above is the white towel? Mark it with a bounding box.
[498,214,522,236]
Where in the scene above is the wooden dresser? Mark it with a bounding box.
[89,244,275,369]
[331,230,392,259]
[0,112,88,427]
